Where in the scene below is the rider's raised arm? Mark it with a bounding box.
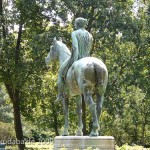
[71,31,79,61]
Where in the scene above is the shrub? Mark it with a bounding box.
[116,144,147,150]
[0,122,16,142]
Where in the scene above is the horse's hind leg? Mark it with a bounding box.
[62,97,69,136]
[83,91,99,136]
[96,93,104,135]
[76,95,83,136]
[96,93,104,125]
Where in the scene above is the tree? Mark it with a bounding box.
[0,0,53,149]
[0,0,72,148]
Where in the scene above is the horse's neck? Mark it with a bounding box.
[58,47,70,66]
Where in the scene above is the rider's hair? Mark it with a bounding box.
[75,17,88,28]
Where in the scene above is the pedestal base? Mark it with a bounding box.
[54,136,115,150]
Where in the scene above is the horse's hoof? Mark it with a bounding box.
[89,130,99,137]
[76,130,83,136]
[61,131,69,136]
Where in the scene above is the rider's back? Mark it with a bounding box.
[72,29,93,60]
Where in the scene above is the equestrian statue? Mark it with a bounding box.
[45,17,108,136]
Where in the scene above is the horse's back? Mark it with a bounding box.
[66,57,108,96]
[76,57,107,70]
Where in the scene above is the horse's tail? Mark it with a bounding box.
[94,63,108,92]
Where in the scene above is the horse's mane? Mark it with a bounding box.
[57,41,71,56]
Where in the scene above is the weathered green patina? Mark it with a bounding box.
[45,39,108,136]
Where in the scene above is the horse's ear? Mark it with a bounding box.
[53,37,57,44]
[50,46,53,51]
[58,37,62,42]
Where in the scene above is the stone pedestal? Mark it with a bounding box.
[54,136,115,150]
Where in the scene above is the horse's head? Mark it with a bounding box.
[45,37,60,66]
[45,37,71,66]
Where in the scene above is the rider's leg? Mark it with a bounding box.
[55,58,72,103]
[55,70,64,103]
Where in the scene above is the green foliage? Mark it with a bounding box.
[0,122,16,141]
[116,144,147,150]
[0,0,150,147]
[56,0,150,146]
[0,84,13,123]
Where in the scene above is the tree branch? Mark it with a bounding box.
[15,24,23,65]
[1,0,6,38]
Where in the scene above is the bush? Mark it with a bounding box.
[0,122,16,141]
[115,144,148,150]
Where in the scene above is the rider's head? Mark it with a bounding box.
[74,17,88,29]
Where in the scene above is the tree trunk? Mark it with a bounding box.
[5,84,25,150]
[13,96,25,150]
[141,115,147,145]
[134,123,138,144]
[2,1,25,149]
[13,22,24,149]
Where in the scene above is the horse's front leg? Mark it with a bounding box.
[76,95,83,136]
[62,97,69,136]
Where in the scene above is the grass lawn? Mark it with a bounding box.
[6,142,54,150]
[26,142,54,149]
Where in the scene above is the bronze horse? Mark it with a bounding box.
[45,38,108,136]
